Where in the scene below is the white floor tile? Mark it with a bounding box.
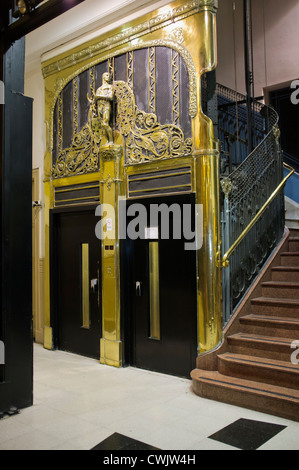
[37,413,102,442]
[0,343,298,450]
[49,427,113,450]
[0,428,63,450]
[187,437,240,451]
[0,416,31,442]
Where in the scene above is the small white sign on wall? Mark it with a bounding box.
[106,218,113,232]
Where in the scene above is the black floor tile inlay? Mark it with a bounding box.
[91,433,160,451]
[209,418,287,450]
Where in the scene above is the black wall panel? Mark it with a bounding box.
[0,38,33,413]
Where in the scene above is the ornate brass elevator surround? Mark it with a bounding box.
[43,0,222,364]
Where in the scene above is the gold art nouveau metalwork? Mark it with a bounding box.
[94,72,114,145]
[52,73,115,178]
[51,73,193,178]
[44,40,197,163]
[114,80,193,164]
[51,103,100,178]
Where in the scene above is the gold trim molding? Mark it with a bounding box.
[42,0,217,79]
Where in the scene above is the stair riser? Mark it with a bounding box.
[240,322,299,340]
[218,358,299,390]
[262,286,299,299]
[289,241,299,251]
[272,270,299,282]
[192,379,299,422]
[251,302,299,318]
[228,338,292,362]
[281,255,299,266]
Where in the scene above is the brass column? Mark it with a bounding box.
[99,143,124,367]
[195,0,222,354]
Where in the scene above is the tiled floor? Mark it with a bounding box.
[0,343,298,450]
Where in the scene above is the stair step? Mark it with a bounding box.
[262,281,299,299]
[281,252,299,266]
[191,369,299,422]
[218,353,299,390]
[227,333,295,361]
[240,314,299,339]
[287,220,299,229]
[288,238,299,251]
[272,266,299,282]
[251,297,299,317]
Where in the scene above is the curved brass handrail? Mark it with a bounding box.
[222,162,295,268]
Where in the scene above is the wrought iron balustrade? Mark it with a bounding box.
[201,77,288,324]
[220,99,286,324]
[201,77,271,175]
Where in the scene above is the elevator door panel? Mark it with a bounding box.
[131,196,197,378]
[55,210,101,359]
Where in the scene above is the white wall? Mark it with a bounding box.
[24,67,45,257]
[217,0,299,97]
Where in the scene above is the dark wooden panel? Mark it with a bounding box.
[128,167,192,198]
[51,207,102,359]
[54,182,100,207]
[122,194,197,378]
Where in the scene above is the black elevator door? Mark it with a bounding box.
[54,210,101,359]
[130,196,197,378]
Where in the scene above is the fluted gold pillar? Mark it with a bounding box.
[194,0,222,354]
[99,140,124,367]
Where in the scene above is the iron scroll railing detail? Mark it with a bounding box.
[201,78,270,174]
[220,100,286,324]
[222,162,294,269]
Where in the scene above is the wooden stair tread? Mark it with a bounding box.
[262,281,299,287]
[272,266,299,271]
[191,369,299,401]
[240,314,299,326]
[281,252,299,256]
[218,353,299,374]
[251,297,299,306]
[228,332,295,347]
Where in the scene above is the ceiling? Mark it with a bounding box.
[1,1,86,43]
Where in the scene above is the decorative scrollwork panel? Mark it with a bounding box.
[51,45,194,179]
